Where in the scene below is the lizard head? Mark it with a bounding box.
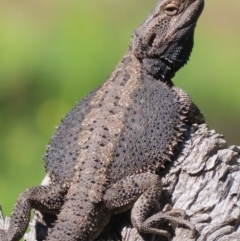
[131,0,204,81]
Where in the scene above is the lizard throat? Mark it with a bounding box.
[142,57,176,82]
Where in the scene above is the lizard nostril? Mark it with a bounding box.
[149,33,157,47]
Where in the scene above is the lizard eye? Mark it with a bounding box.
[164,3,179,16]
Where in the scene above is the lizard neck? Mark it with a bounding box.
[127,45,175,85]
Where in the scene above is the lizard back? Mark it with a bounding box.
[44,53,188,187]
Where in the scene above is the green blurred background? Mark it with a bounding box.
[0,0,240,217]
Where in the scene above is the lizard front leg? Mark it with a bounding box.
[0,184,67,241]
[104,173,195,240]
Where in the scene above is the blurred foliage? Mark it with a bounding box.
[0,0,240,218]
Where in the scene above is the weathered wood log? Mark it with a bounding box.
[1,123,240,241]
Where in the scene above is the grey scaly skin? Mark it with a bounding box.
[0,0,204,240]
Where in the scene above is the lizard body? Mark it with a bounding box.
[0,0,204,240]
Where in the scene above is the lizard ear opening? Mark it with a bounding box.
[149,33,157,47]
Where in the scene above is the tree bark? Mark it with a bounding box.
[1,123,240,241]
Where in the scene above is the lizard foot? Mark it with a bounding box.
[137,209,196,240]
